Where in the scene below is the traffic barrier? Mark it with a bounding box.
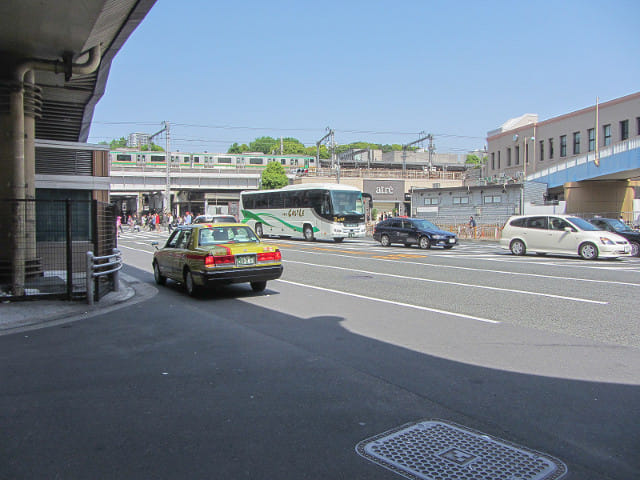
[86,249,122,305]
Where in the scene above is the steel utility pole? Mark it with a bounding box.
[150,121,170,214]
[316,127,334,177]
[402,131,431,177]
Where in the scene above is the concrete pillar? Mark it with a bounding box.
[24,71,39,271]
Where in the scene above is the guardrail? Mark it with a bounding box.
[86,249,122,305]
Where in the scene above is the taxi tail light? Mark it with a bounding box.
[257,249,281,262]
[206,246,235,266]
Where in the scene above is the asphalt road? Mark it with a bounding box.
[1,230,639,479]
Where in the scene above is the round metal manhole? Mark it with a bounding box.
[356,419,567,480]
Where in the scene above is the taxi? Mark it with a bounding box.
[152,223,283,296]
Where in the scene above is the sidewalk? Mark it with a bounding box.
[0,273,157,336]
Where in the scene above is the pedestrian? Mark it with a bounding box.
[185,211,192,224]
[116,215,123,235]
[469,215,477,238]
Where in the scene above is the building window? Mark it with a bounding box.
[620,120,629,140]
[548,138,554,159]
[560,135,567,157]
[515,145,520,165]
[588,128,595,152]
[603,124,611,146]
[573,132,581,155]
[491,152,495,170]
[424,198,439,205]
[539,140,544,161]
[453,197,469,205]
[497,150,501,169]
[637,117,640,136]
[483,195,502,204]
[507,148,511,166]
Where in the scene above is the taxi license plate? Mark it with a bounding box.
[236,255,256,266]
[449,238,455,243]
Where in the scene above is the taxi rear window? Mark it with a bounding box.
[199,226,258,245]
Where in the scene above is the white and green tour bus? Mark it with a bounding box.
[240,183,366,242]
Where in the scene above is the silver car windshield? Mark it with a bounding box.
[568,217,600,231]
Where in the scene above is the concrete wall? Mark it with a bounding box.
[564,180,633,215]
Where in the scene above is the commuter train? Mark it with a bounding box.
[110,150,315,170]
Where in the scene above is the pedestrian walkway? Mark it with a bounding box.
[0,273,157,336]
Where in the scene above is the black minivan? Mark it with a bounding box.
[373,217,457,249]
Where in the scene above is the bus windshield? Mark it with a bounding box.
[330,190,364,216]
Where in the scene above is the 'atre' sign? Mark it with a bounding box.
[364,180,405,201]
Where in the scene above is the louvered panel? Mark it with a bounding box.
[36,100,86,141]
[36,147,93,176]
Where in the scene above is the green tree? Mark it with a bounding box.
[139,143,165,152]
[465,154,486,166]
[261,161,289,190]
[228,142,249,154]
[109,137,128,149]
[250,136,278,154]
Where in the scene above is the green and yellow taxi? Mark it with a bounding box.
[152,223,283,296]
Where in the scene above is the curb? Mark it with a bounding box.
[0,273,157,336]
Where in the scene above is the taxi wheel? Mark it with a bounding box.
[153,261,166,285]
[419,236,431,249]
[184,270,200,296]
[630,241,640,256]
[251,281,266,292]
[380,234,390,247]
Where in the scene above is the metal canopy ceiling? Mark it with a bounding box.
[0,0,156,142]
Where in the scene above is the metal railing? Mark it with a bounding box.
[86,249,122,305]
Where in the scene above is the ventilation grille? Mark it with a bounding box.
[36,147,93,176]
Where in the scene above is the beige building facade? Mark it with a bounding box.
[486,92,640,215]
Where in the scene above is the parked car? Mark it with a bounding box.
[193,214,237,224]
[373,217,457,249]
[500,214,631,260]
[588,217,640,256]
[152,224,283,296]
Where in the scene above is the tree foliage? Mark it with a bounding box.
[260,161,289,190]
[104,137,163,151]
[226,137,413,159]
[110,137,128,149]
[465,154,486,166]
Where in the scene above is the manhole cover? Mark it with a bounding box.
[356,420,567,480]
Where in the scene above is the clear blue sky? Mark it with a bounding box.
[88,0,640,155]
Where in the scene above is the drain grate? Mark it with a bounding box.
[356,420,567,480]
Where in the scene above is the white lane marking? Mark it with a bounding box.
[276,279,500,324]
[277,247,640,288]
[118,244,154,253]
[284,260,607,305]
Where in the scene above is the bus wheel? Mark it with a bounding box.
[333,237,344,243]
[303,224,315,241]
[255,223,264,237]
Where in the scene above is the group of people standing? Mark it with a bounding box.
[116,211,194,235]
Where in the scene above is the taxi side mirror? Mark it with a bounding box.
[152,241,159,250]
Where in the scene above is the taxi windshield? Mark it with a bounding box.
[199,226,258,245]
